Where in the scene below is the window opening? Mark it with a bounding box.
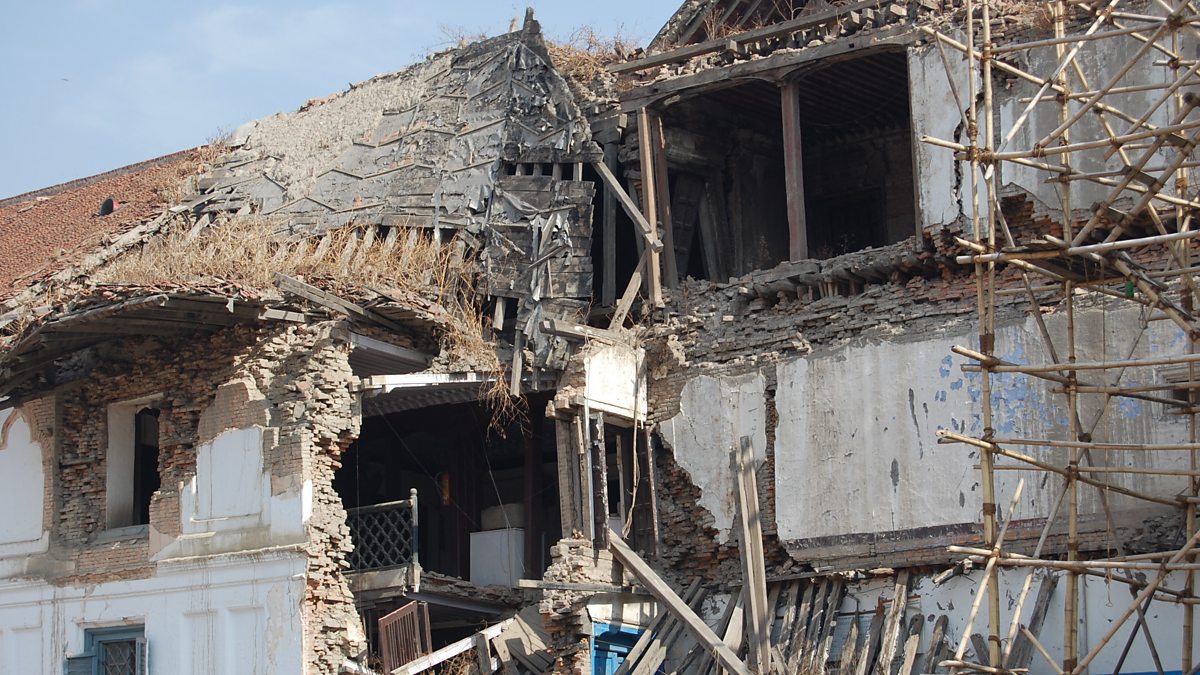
[66,625,147,675]
[133,408,160,527]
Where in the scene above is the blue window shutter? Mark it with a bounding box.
[65,654,95,675]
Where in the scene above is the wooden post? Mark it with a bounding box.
[733,436,771,674]
[602,142,619,307]
[637,107,664,307]
[523,418,538,577]
[649,111,679,288]
[780,79,808,260]
[554,418,580,536]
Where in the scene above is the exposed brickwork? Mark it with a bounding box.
[27,318,369,673]
[540,538,624,675]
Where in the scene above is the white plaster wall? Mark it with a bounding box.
[0,408,47,555]
[193,426,269,521]
[584,343,648,419]
[159,425,308,560]
[999,40,1179,213]
[659,372,768,541]
[0,550,305,674]
[909,41,974,230]
[910,31,1198,228]
[775,304,1191,543]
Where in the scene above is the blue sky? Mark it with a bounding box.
[0,1,675,199]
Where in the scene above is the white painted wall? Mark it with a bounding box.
[909,30,1199,228]
[0,550,305,675]
[0,408,47,557]
[909,40,973,230]
[774,304,1191,544]
[659,372,768,541]
[584,343,648,420]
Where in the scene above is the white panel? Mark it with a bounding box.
[181,610,216,675]
[196,427,265,519]
[0,408,45,546]
[226,606,267,673]
[470,528,524,587]
[10,625,43,673]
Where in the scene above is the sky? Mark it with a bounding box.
[0,1,677,199]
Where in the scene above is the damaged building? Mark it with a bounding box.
[3,1,1200,674]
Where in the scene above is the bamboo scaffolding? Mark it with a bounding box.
[923,2,1200,670]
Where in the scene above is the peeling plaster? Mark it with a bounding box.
[659,372,767,542]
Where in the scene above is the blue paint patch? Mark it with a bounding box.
[1116,395,1143,417]
[950,379,964,390]
[939,355,953,378]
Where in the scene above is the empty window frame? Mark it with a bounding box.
[105,397,161,530]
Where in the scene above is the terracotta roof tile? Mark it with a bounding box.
[0,150,201,299]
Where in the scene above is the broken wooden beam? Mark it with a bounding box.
[274,273,409,334]
[733,436,771,673]
[607,529,752,675]
[590,160,663,253]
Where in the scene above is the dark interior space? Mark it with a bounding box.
[584,161,642,310]
[133,407,160,527]
[336,392,561,582]
[659,79,789,279]
[653,49,916,280]
[794,50,916,257]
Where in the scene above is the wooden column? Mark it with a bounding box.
[649,111,679,288]
[637,107,664,307]
[523,419,539,577]
[554,418,580,536]
[602,142,619,307]
[780,79,809,260]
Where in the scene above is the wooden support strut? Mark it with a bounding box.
[732,436,771,673]
[607,530,753,675]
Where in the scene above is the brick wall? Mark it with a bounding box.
[36,319,370,673]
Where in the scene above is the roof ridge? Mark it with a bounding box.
[0,147,201,208]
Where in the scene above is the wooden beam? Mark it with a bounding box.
[602,142,619,307]
[590,160,663,252]
[608,0,887,74]
[875,571,910,675]
[732,437,771,673]
[636,108,664,308]
[632,584,707,675]
[515,579,636,593]
[649,111,679,288]
[554,419,581,536]
[780,79,808,261]
[608,530,751,675]
[274,273,409,333]
[539,318,626,344]
[618,29,912,113]
[392,618,512,675]
[616,580,703,675]
[609,248,648,329]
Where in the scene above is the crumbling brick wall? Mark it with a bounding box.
[540,537,625,675]
[37,319,369,674]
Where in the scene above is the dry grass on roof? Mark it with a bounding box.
[547,27,634,97]
[95,216,503,383]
